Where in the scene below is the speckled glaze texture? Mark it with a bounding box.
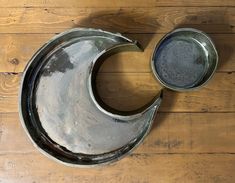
[152,28,218,91]
[19,28,162,167]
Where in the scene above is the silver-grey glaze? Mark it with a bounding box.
[19,28,162,167]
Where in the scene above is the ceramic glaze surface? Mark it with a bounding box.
[154,37,207,88]
[152,28,218,91]
[19,28,162,166]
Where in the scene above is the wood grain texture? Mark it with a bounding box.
[0,33,234,72]
[1,153,235,183]
[1,112,235,154]
[0,0,235,182]
[0,0,234,7]
[0,7,234,33]
[0,73,19,113]
[97,72,235,112]
[97,73,235,112]
[0,72,234,113]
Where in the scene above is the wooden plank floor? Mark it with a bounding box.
[0,0,234,182]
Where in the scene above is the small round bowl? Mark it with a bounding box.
[151,28,218,91]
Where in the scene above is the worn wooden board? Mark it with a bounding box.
[0,72,234,113]
[0,0,235,8]
[0,7,234,33]
[0,153,235,183]
[0,112,235,154]
[0,0,235,182]
[0,33,234,72]
[97,72,235,112]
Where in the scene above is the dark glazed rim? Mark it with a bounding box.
[151,28,219,92]
[18,28,162,167]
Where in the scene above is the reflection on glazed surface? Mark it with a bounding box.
[35,37,156,154]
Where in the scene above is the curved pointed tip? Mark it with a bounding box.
[152,89,163,108]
